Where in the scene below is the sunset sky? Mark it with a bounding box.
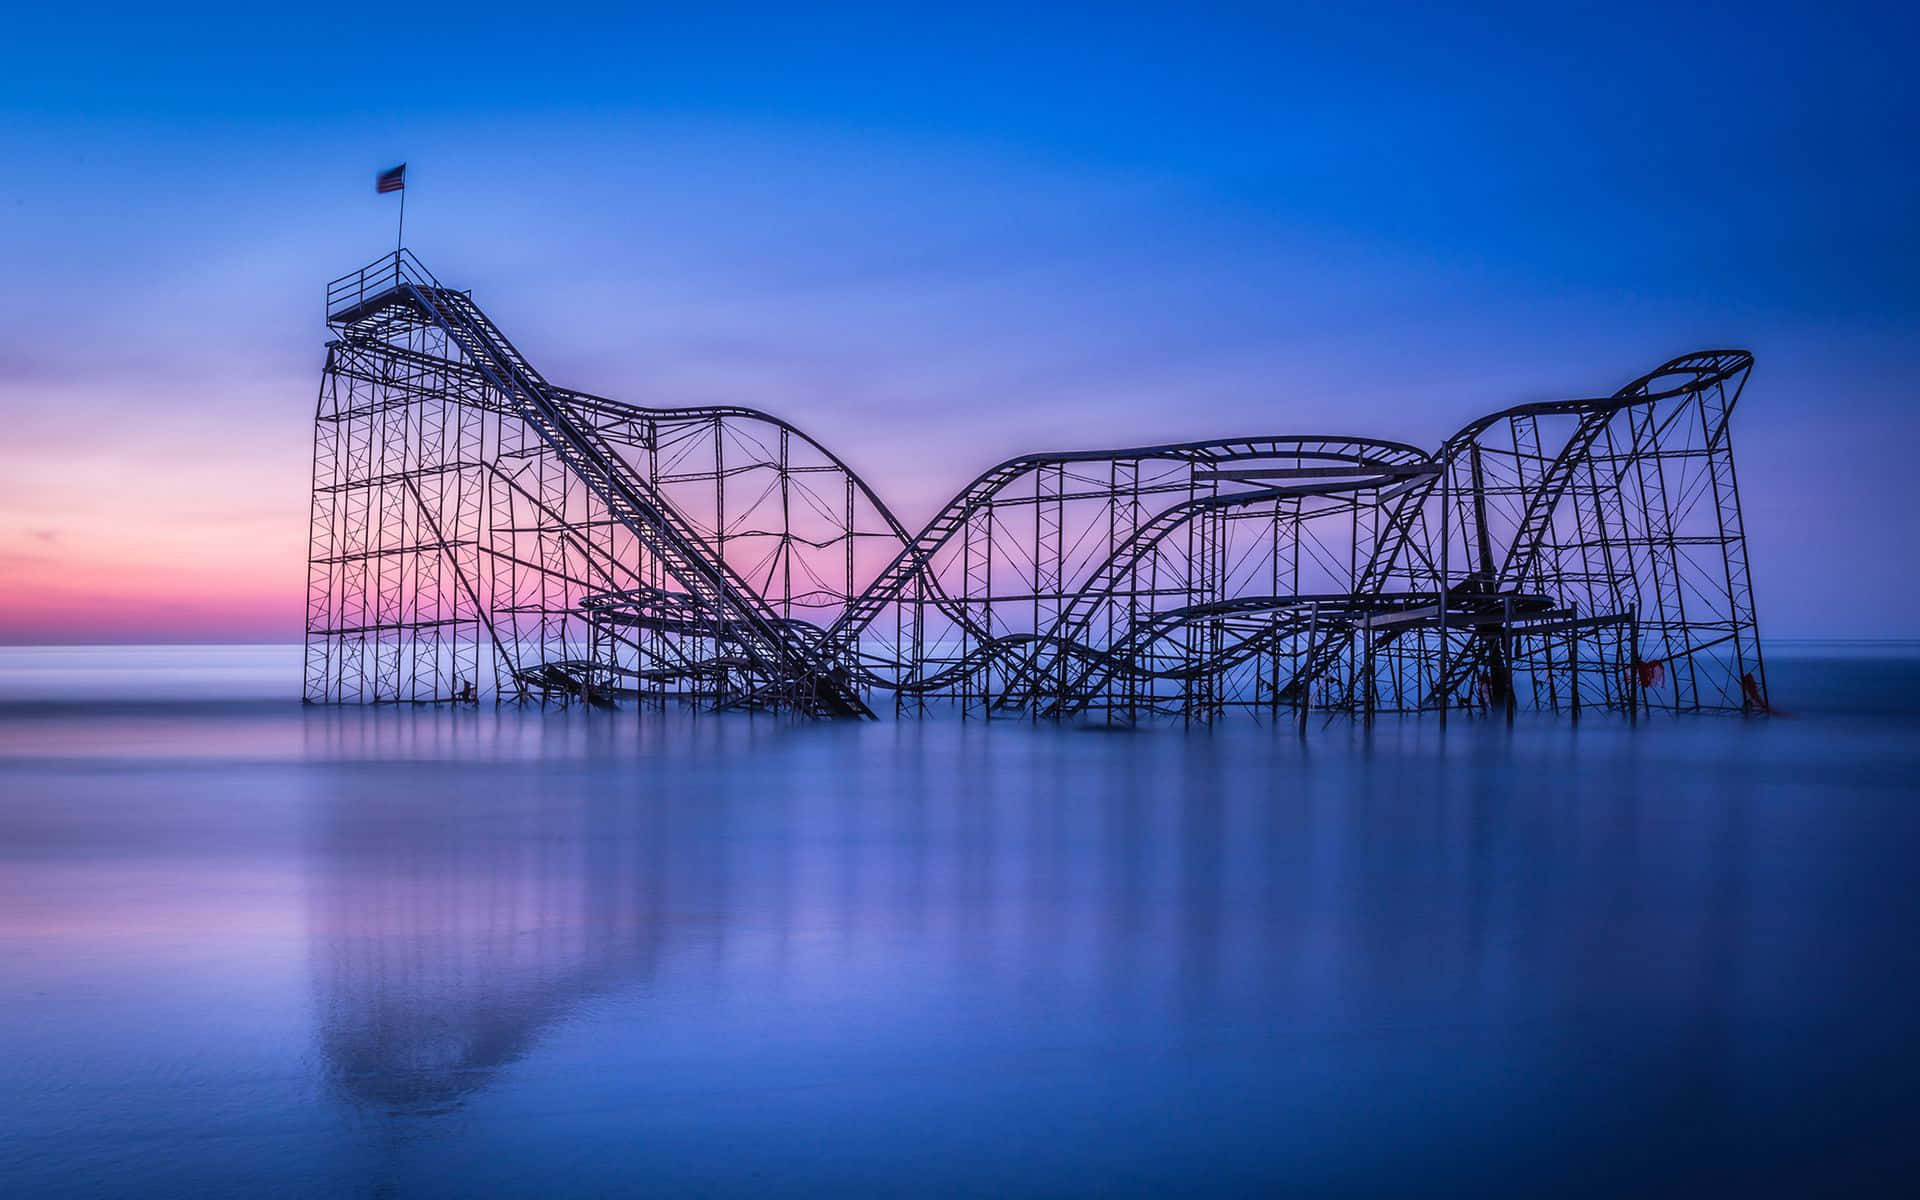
[1,2,1914,642]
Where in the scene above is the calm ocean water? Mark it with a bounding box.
[1,645,1916,1197]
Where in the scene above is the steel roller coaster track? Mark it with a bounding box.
[305,252,1767,720]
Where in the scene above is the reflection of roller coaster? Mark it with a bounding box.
[305,253,1766,719]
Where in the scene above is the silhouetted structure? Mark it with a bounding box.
[306,252,1766,719]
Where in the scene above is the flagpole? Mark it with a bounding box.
[396,184,405,261]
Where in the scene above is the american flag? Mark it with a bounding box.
[376,164,405,194]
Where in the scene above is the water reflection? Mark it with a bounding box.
[289,709,1919,1191]
[3,678,1916,1195]
[310,784,686,1113]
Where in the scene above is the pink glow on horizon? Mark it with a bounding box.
[0,412,308,643]
[0,562,300,644]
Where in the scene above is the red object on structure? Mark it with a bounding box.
[1740,671,1771,713]
[1630,658,1665,689]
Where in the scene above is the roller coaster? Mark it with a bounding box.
[305,252,1767,720]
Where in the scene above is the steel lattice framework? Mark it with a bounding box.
[305,253,1768,720]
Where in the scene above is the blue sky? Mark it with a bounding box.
[0,1,1914,639]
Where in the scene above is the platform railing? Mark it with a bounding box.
[326,249,443,323]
